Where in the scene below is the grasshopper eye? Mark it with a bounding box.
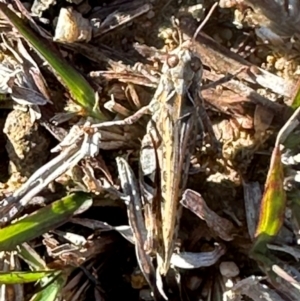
[166,54,179,68]
[190,57,202,72]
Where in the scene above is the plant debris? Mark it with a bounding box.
[1,0,300,300]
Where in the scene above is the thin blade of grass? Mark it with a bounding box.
[0,193,92,251]
[0,3,106,120]
[290,78,300,109]
[0,270,56,284]
[252,103,300,252]
[29,273,67,301]
[250,103,300,291]
[252,145,286,254]
[18,243,48,270]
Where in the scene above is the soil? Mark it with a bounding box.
[1,0,300,301]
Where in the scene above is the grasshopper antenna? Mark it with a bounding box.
[192,2,219,42]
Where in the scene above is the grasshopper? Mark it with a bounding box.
[139,42,204,276]
[92,2,219,280]
[93,40,204,280]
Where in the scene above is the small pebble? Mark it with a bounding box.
[4,109,50,179]
[266,55,275,65]
[219,0,237,8]
[219,261,240,278]
[225,278,234,288]
[274,57,286,71]
[146,10,155,19]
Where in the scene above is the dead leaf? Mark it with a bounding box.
[181,189,234,241]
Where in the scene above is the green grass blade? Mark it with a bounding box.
[0,4,106,120]
[291,79,300,109]
[30,273,67,301]
[0,270,56,284]
[250,146,286,269]
[254,146,286,241]
[0,193,92,251]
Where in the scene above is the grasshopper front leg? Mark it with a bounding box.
[92,105,151,129]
